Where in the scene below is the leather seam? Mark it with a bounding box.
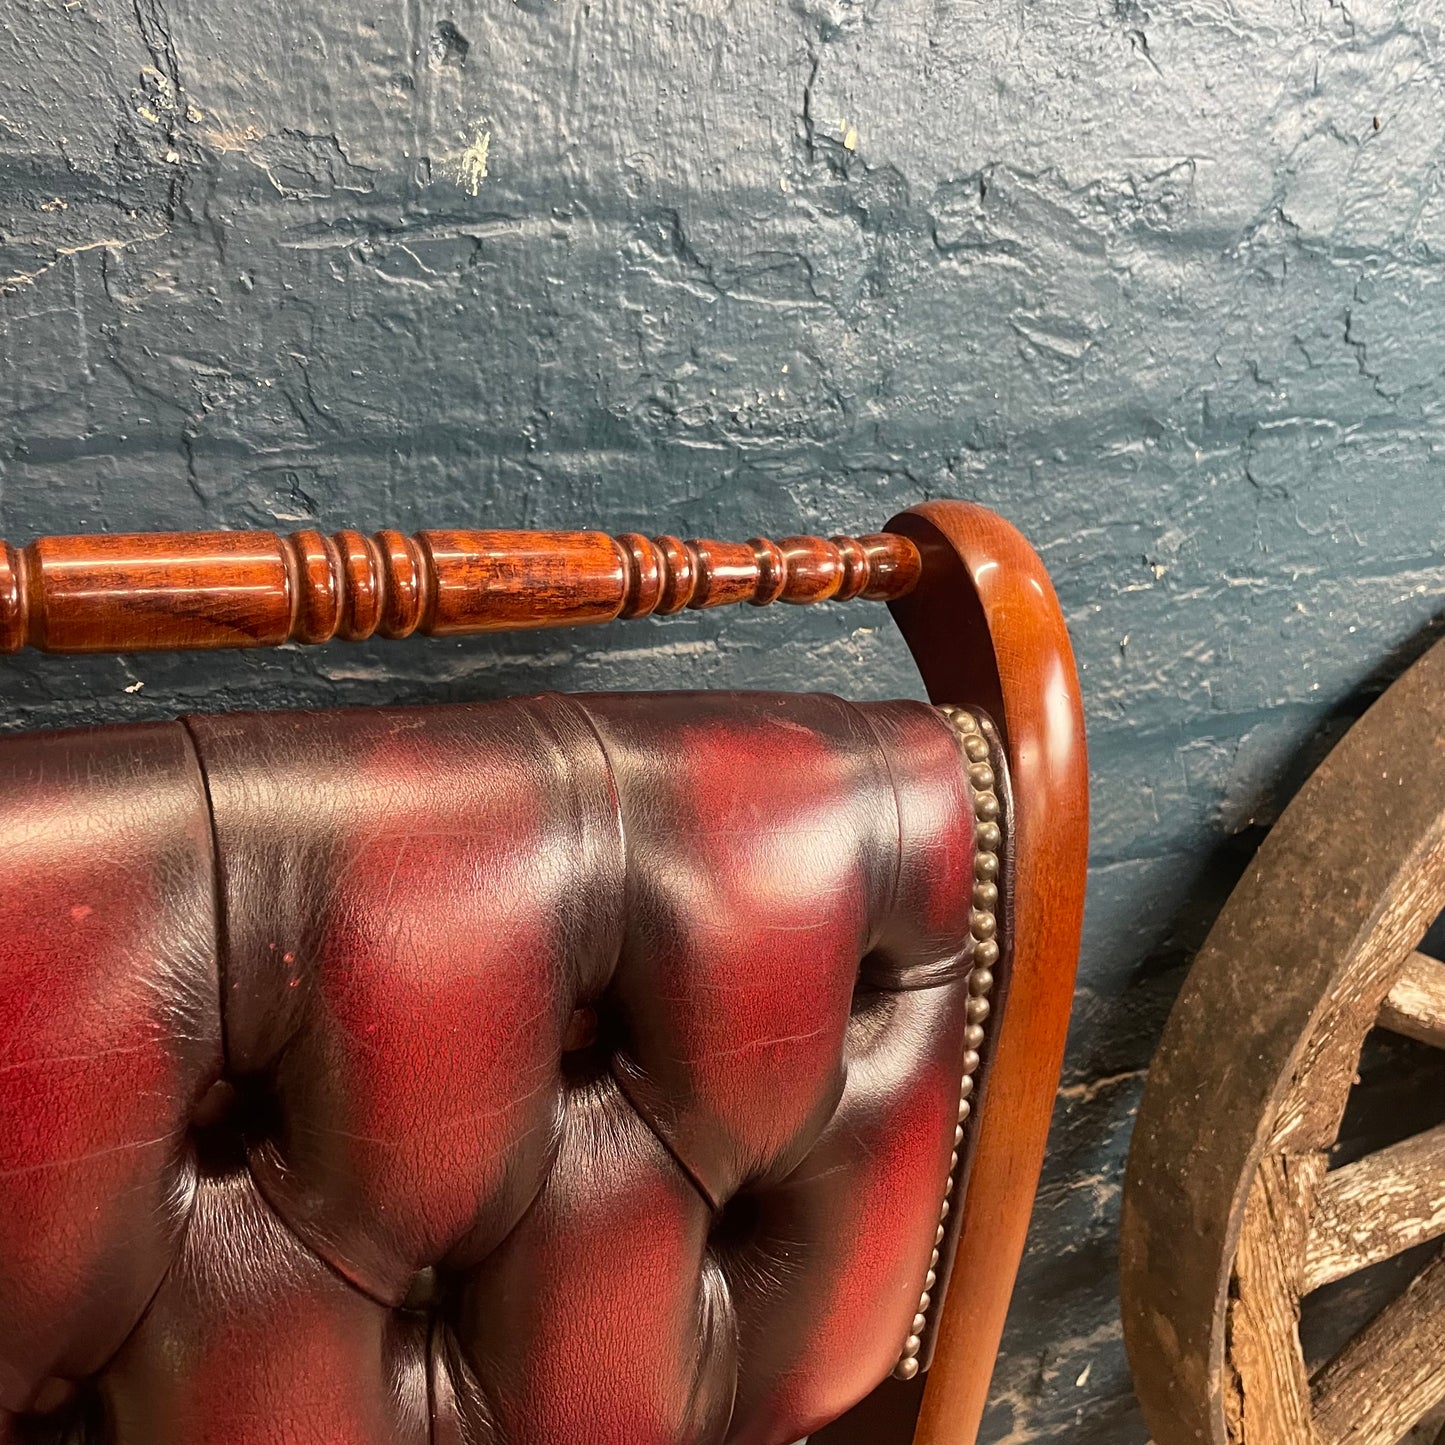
[546,693,628,976]
[850,700,908,967]
[57,1169,203,1407]
[179,715,231,1078]
[243,1158,402,1311]
[554,694,729,1217]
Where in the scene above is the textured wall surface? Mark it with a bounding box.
[3,0,1444,1438]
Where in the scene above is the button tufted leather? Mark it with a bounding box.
[0,692,987,1445]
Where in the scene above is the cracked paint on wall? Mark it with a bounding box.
[2,1,1445,1440]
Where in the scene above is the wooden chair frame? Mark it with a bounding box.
[0,500,1088,1445]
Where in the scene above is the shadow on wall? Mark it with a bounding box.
[4,0,1445,1438]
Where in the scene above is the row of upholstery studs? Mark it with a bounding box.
[894,706,1003,1382]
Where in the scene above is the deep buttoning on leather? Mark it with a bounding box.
[0,691,995,1442]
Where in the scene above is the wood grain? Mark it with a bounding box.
[0,504,1084,1445]
[1304,1122,1445,1294]
[1226,1153,1320,1445]
[1312,1248,1445,1445]
[1379,952,1445,1050]
[0,528,922,654]
[884,501,1089,1445]
[1121,634,1445,1445]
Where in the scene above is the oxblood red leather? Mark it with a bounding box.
[0,692,985,1445]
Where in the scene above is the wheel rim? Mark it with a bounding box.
[1122,635,1445,1445]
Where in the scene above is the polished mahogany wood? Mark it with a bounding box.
[0,528,921,654]
[885,501,1089,1445]
[0,501,1087,1445]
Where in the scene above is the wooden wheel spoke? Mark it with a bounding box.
[1228,1155,1321,1445]
[1311,1248,1445,1445]
[1122,637,1445,1445]
[1304,1122,1445,1293]
[1379,952,1445,1050]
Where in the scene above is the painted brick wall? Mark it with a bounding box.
[3,2,1442,1438]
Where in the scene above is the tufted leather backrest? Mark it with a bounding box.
[0,691,996,1445]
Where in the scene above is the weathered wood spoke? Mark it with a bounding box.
[1305,1122,1445,1293]
[1229,1132,1445,1445]
[1311,1248,1445,1445]
[1227,1154,1320,1445]
[1218,944,1445,1445]
[1380,952,1445,1051]
[1214,995,1445,1445]
[1122,635,1445,1445]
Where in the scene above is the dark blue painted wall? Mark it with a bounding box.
[3,2,1442,1438]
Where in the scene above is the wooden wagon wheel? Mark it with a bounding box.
[1121,634,1445,1445]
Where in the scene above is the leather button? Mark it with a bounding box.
[190,1079,246,1176]
[29,1376,77,1414]
[190,1076,279,1175]
[401,1267,440,1313]
[709,1190,763,1255]
[19,1377,99,1440]
[191,1078,238,1131]
[562,1004,599,1053]
[560,996,621,1086]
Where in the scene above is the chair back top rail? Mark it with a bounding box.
[0,498,1088,1445]
[0,527,922,655]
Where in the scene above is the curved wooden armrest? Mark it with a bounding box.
[887,501,1089,1445]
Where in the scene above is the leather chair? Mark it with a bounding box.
[0,501,1087,1445]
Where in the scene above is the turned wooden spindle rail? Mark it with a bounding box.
[0,499,1090,1445]
[0,527,922,655]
